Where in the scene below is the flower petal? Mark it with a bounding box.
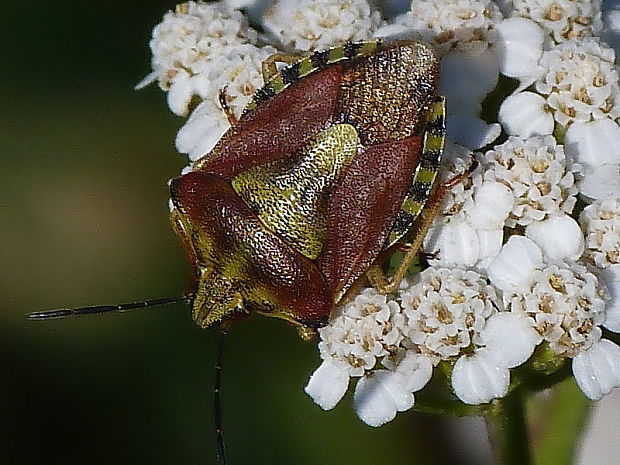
[493,18,544,80]
[525,215,585,262]
[167,72,195,117]
[498,92,554,138]
[452,349,510,405]
[600,265,620,333]
[354,371,414,427]
[572,339,620,401]
[176,100,230,161]
[487,236,543,294]
[579,164,620,201]
[425,220,480,266]
[305,359,350,410]
[468,181,514,230]
[565,119,620,171]
[446,114,501,150]
[395,352,434,392]
[440,47,499,109]
[481,313,541,368]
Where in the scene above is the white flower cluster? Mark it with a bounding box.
[137,1,277,159]
[495,17,620,202]
[482,135,577,227]
[304,0,620,425]
[139,0,620,427]
[375,0,503,55]
[500,33,620,135]
[507,0,602,42]
[306,268,535,425]
[581,198,620,269]
[263,0,384,52]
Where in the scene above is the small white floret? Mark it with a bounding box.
[509,262,607,357]
[424,220,480,266]
[451,349,510,405]
[377,0,503,55]
[565,119,620,171]
[482,135,578,227]
[467,182,514,230]
[394,352,435,392]
[141,1,258,108]
[167,72,195,117]
[480,312,541,368]
[440,47,499,111]
[446,114,501,150]
[353,371,414,427]
[579,197,620,268]
[600,265,620,332]
[400,267,502,360]
[535,38,620,127]
[487,236,543,294]
[224,0,261,9]
[176,100,231,161]
[579,164,620,201]
[525,215,585,262]
[493,18,543,81]
[476,229,504,265]
[262,0,383,52]
[498,92,554,138]
[572,339,620,401]
[509,0,603,42]
[305,359,351,410]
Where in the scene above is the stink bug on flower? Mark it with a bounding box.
[28,39,471,464]
[170,39,448,331]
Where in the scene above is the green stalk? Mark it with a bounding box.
[488,389,533,465]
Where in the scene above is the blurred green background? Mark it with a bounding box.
[4,2,615,465]
[1,2,478,464]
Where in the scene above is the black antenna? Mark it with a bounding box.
[26,295,192,320]
[214,325,228,465]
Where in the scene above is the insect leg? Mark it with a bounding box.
[218,86,237,126]
[370,157,478,294]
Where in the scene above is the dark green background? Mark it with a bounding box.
[1,2,489,464]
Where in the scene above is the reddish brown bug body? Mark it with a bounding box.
[169,39,445,330]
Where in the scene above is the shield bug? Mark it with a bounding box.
[28,39,460,464]
[169,39,448,332]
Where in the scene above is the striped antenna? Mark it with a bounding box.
[26,295,192,320]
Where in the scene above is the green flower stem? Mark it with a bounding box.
[532,379,592,465]
[488,389,533,465]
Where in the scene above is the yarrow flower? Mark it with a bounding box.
[481,135,578,227]
[375,0,503,54]
[263,0,384,52]
[140,0,620,428]
[536,38,620,126]
[487,236,620,400]
[508,0,603,42]
[136,1,259,115]
[580,198,620,269]
[308,267,543,423]
[423,144,508,268]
